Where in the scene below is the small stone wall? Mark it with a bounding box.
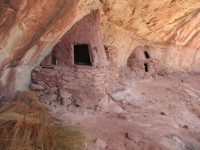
[127,46,159,78]
[31,65,108,108]
[30,46,124,109]
[30,45,124,110]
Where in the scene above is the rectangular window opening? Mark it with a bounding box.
[144,63,148,72]
[74,44,92,66]
[144,51,150,59]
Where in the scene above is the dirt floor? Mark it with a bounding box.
[49,74,200,150]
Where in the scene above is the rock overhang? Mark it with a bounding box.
[0,0,200,94]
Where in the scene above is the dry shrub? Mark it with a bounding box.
[0,90,85,150]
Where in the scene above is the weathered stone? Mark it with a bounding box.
[77,78,93,82]
[62,81,78,86]
[37,81,47,87]
[126,132,140,143]
[78,107,86,114]
[32,73,46,82]
[94,138,107,149]
[67,105,78,113]
[86,108,96,115]
[63,85,78,91]
[73,87,104,108]
[93,76,104,82]
[44,87,58,93]
[34,68,41,72]
[99,95,109,111]
[40,94,57,103]
[93,81,105,86]
[86,146,96,150]
[94,73,106,77]
[62,72,75,77]
[30,83,45,90]
[94,91,106,99]
[50,101,63,109]
[78,82,93,87]
[46,82,57,87]
[76,72,92,79]
[48,71,57,76]
[61,67,74,72]
[41,69,54,73]
[53,66,61,72]
[59,89,72,99]
[62,76,75,81]
[62,98,71,106]
[121,103,136,112]
[118,113,132,120]
[106,145,121,150]
[49,76,59,82]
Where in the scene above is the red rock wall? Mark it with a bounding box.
[0,0,80,93]
[0,0,200,100]
[100,0,200,67]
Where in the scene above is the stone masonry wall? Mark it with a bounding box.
[127,46,160,78]
[31,64,108,108]
[53,10,107,68]
[30,10,109,109]
[30,46,125,110]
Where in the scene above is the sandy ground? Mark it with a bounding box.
[50,74,200,150]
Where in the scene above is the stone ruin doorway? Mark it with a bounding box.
[74,44,92,66]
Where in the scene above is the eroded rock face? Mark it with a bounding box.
[0,0,200,94]
[100,0,200,68]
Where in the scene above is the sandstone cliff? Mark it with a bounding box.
[0,0,200,92]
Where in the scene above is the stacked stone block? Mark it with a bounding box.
[30,64,108,109]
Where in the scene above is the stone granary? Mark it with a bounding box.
[30,10,111,109]
[127,46,159,78]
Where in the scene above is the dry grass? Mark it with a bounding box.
[0,90,85,150]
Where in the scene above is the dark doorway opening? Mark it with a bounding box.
[144,63,148,72]
[74,44,92,65]
[144,51,150,59]
[51,52,57,65]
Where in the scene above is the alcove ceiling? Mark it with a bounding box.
[0,0,200,91]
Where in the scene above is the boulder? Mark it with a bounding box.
[94,138,107,149]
